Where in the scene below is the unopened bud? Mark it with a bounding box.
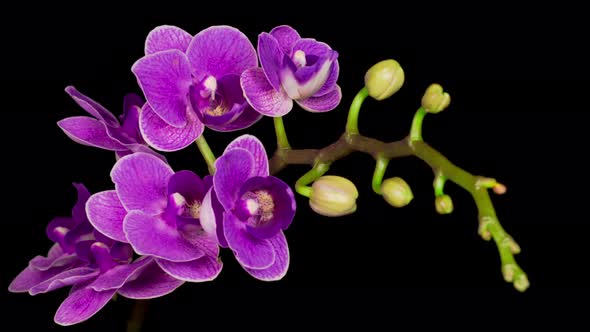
[310,176,358,217]
[381,177,413,207]
[364,59,405,100]
[435,194,454,214]
[493,183,507,195]
[421,83,450,113]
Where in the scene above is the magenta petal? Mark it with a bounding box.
[224,134,269,177]
[65,86,119,127]
[71,183,91,223]
[241,67,293,117]
[58,117,128,151]
[29,267,99,295]
[296,85,342,113]
[213,148,254,211]
[111,152,173,214]
[54,286,117,326]
[258,33,283,91]
[315,61,340,96]
[29,254,78,271]
[245,231,289,281]
[86,190,128,243]
[117,261,184,299]
[124,211,205,262]
[9,259,77,293]
[269,25,301,55]
[223,212,275,269]
[187,25,257,80]
[89,256,153,291]
[156,255,222,282]
[145,25,192,54]
[139,103,203,152]
[132,50,192,128]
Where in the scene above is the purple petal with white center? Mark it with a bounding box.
[156,255,222,282]
[139,102,203,152]
[145,25,192,55]
[291,38,339,96]
[280,50,337,100]
[223,212,275,269]
[213,148,255,211]
[132,49,192,128]
[111,152,173,214]
[224,134,269,177]
[187,25,257,81]
[167,170,206,205]
[71,183,91,223]
[65,86,119,127]
[9,259,78,293]
[245,231,289,281]
[29,253,78,271]
[29,267,99,295]
[58,117,128,151]
[200,188,227,247]
[123,210,204,262]
[89,256,153,291]
[117,261,184,299]
[241,67,293,117]
[190,74,262,132]
[238,176,296,239]
[258,33,284,91]
[296,85,342,113]
[54,286,117,326]
[86,190,128,243]
[270,25,301,56]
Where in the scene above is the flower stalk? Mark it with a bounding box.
[195,135,216,174]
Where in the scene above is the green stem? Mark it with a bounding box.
[295,162,330,198]
[372,156,390,194]
[195,135,216,175]
[273,116,291,150]
[345,87,370,135]
[433,172,447,196]
[126,300,149,332]
[269,135,528,292]
[410,107,427,141]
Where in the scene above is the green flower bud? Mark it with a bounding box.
[421,83,451,113]
[364,59,405,100]
[435,194,454,214]
[381,177,413,207]
[309,176,359,217]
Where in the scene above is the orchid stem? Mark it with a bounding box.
[345,87,370,135]
[410,107,427,141]
[126,300,149,332]
[273,116,291,150]
[372,155,389,194]
[433,172,447,196]
[295,162,330,198]
[195,135,216,174]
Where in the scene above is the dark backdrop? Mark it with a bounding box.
[2,3,587,331]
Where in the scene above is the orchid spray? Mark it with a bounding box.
[9,24,528,328]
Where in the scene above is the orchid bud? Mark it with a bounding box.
[381,177,413,207]
[310,176,359,217]
[435,194,454,214]
[421,83,450,114]
[364,59,405,100]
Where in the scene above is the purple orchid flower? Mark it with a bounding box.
[200,135,295,280]
[86,152,223,282]
[58,86,165,161]
[9,184,183,326]
[241,25,342,117]
[132,25,262,152]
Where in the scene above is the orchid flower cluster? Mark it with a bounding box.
[9,24,528,327]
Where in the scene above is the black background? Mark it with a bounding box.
[2,3,588,331]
